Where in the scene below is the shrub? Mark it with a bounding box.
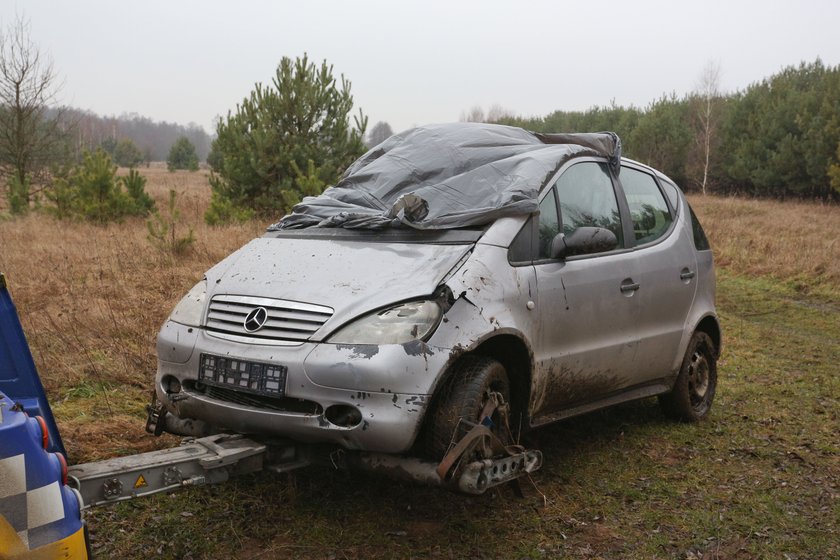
[204,189,254,226]
[167,137,200,171]
[122,168,155,214]
[7,175,30,215]
[46,150,155,222]
[147,189,195,255]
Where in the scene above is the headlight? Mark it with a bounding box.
[169,279,207,327]
[328,300,442,345]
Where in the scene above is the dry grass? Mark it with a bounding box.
[0,168,263,459]
[688,194,840,299]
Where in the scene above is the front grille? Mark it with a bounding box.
[205,295,333,345]
[188,382,322,415]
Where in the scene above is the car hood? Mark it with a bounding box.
[203,236,473,339]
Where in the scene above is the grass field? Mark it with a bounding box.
[0,170,837,559]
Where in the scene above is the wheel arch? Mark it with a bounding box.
[416,332,534,456]
[695,314,722,358]
[421,331,534,424]
[467,333,534,426]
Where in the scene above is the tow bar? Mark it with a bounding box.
[68,430,542,508]
[68,434,273,508]
[67,439,543,507]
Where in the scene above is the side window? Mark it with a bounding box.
[688,205,711,250]
[554,162,623,250]
[621,167,673,244]
[659,178,680,212]
[537,189,560,259]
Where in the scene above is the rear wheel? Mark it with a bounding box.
[425,355,511,460]
[659,331,717,421]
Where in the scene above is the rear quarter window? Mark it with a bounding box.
[688,204,711,250]
[659,178,680,212]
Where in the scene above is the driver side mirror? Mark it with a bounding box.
[550,227,618,259]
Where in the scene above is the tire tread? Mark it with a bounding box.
[425,355,508,459]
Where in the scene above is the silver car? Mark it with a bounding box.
[154,124,720,460]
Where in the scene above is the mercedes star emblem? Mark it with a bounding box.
[243,307,268,333]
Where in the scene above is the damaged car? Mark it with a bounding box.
[152,123,720,475]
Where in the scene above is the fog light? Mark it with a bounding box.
[163,375,182,394]
[325,405,362,428]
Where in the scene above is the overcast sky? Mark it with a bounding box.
[3,0,839,135]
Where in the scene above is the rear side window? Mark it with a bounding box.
[688,205,711,250]
[659,178,680,211]
[620,167,673,245]
[554,162,624,249]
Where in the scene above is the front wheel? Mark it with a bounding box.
[659,331,717,421]
[425,355,511,460]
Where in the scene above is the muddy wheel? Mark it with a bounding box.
[425,355,511,460]
[659,331,717,422]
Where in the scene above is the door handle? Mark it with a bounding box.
[620,281,640,293]
[680,269,696,280]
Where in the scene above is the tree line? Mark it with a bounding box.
[62,108,211,163]
[2,11,837,224]
[493,59,840,200]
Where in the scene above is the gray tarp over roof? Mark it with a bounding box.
[269,123,620,231]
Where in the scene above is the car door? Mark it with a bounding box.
[530,160,642,420]
[617,165,698,382]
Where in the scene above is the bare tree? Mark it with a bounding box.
[0,15,65,212]
[460,105,485,123]
[366,120,394,147]
[692,60,722,195]
[486,103,515,123]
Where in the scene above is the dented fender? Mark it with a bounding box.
[443,243,537,336]
[302,342,450,395]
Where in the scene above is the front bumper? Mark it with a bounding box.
[155,321,452,454]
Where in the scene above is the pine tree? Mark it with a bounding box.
[114,138,144,167]
[167,136,200,171]
[46,150,155,222]
[207,54,367,222]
